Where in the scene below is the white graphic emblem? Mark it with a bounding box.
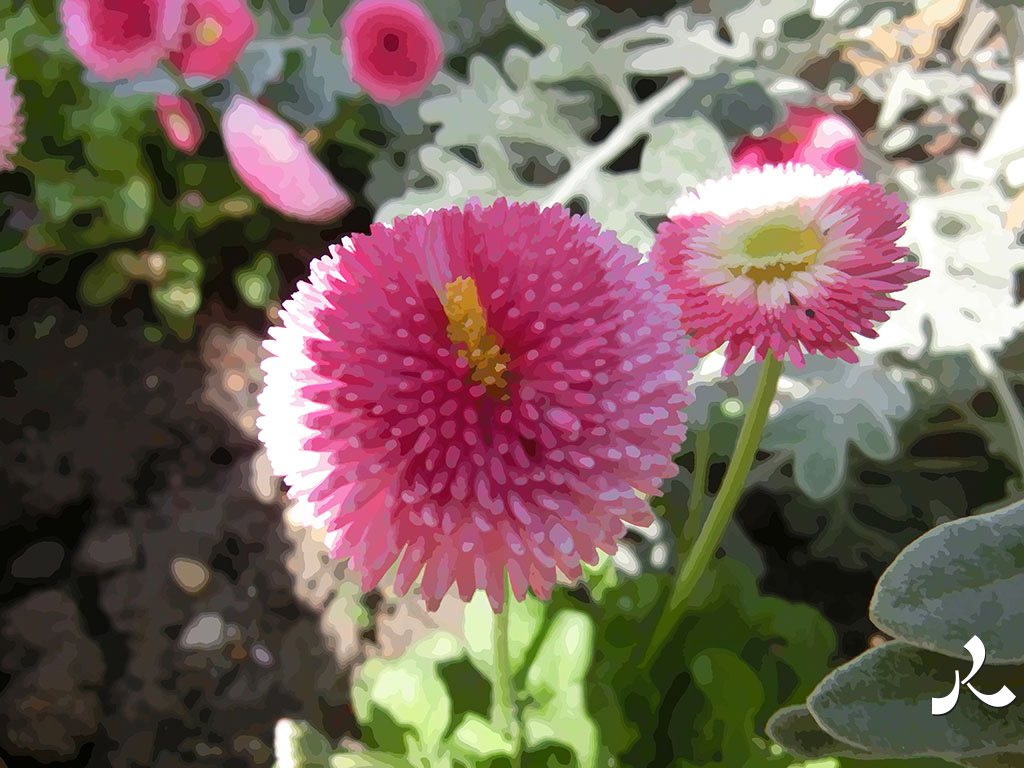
[932,636,1016,715]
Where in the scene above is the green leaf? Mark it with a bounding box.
[450,713,516,760]
[351,632,462,755]
[328,751,416,768]
[274,719,332,768]
[870,498,1024,665]
[234,252,281,309]
[807,641,1024,758]
[960,754,1024,768]
[522,611,599,768]
[463,590,546,678]
[525,610,593,695]
[765,705,882,759]
[80,255,131,306]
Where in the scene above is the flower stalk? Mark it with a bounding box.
[642,355,783,668]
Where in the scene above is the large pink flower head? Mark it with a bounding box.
[732,106,862,173]
[221,95,350,222]
[0,68,25,171]
[257,199,695,610]
[341,0,443,106]
[60,0,185,81]
[651,163,927,376]
[169,0,256,80]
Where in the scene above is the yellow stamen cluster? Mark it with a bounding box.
[734,224,822,282]
[443,276,510,399]
[196,17,224,46]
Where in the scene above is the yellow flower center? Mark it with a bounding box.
[733,224,822,282]
[196,17,223,46]
[443,277,510,399]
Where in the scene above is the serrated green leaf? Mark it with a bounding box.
[870,498,1024,664]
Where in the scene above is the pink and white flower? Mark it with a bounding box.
[341,0,443,106]
[651,163,927,376]
[257,199,694,610]
[60,0,185,81]
[0,68,25,171]
[221,96,349,223]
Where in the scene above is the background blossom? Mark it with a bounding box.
[342,0,443,105]
[60,0,185,81]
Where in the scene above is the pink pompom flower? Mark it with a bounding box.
[60,0,186,81]
[0,68,25,172]
[155,94,203,154]
[257,199,694,610]
[342,0,443,106]
[732,106,862,173]
[221,95,349,223]
[651,163,927,376]
[169,0,256,80]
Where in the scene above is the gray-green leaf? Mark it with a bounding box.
[808,641,1024,758]
[870,499,1024,664]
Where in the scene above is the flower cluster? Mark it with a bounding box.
[53,0,444,222]
[258,156,925,608]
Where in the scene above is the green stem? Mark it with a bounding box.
[681,427,711,546]
[973,348,1024,488]
[641,355,783,669]
[491,576,521,762]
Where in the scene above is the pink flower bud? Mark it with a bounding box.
[732,106,862,173]
[155,94,203,154]
[169,0,256,80]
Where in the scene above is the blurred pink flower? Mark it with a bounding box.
[0,68,25,171]
[257,199,694,610]
[342,0,443,106]
[732,106,862,173]
[155,95,202,154]
[221,96,349,222]
[169,0,256,80]
[60,0,186,81]
[651,164,926,376]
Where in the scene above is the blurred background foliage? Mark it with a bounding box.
[3,0,1024,767]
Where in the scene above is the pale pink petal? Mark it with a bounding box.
[221,96,350,223]
[0,68,25,171]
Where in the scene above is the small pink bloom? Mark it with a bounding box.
[60,0,185,81]
[155,95,203,154]
[257,200,695,610]
[342,0,443,106]
[651,163,927,376]
[0,68,25,171]
[732,106,862,173]
[221,96,349,223]
[169,0,256,80]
